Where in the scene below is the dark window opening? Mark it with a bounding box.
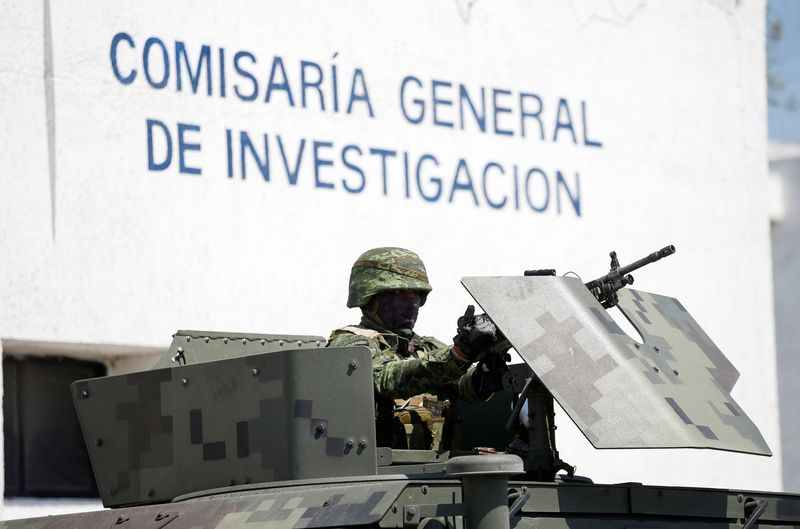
[3,356,106,497]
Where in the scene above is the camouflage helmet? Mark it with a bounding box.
[347,247,432,308]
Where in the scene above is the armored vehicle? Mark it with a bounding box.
[3,247,800,529]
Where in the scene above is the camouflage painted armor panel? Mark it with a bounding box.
[461,275,771,454]
[327,317,481,447]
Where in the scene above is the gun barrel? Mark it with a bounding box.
[584,245,675,292]
[617,245,675,276]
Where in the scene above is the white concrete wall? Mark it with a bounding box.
[0,0,781,515]
[770,142,800,493]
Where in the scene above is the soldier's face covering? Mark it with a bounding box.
[375,290,422,333]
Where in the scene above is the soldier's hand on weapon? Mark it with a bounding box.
[471,355,510,398]
[451,305,500,365]
[491,327,512,358]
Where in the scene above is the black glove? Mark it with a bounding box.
[471,355,511,398]
[453,305,500,363]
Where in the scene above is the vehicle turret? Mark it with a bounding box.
[5,250,790,529]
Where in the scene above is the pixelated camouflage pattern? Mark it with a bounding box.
[152,331,327,369]
[6,478,800,529]
[346,247,432,308]
[616,289,739,392]
[11,270,800,529]
[327,319,481,402]
[73,344,376,507]
[461,276,771,455]
[0,481,406,529]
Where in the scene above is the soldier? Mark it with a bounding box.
[327,247,500,449]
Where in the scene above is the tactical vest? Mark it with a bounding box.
[331,326,445,450]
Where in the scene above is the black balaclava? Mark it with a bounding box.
[368,290,422,337]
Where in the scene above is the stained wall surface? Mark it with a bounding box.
[0,0,780,513]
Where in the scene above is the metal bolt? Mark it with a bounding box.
[81,389,89,399]
[297,340,303,347]
[181,378,189,385]
[673,369,680,376]
[260,339,266,346]
[358,439,368,449]
[115,514,129,524]
[421,485,429,494]
[634,343,640,349]
[391,505,398,513]
[653,366,660,373]
[242,339,247,345]
[186,336,191,342]
[654,346,660,353]
[738,494,744,502]
[316,340,321,347]
[345,439,354,448]
[155,513,169,521]
[349,359,359,370]
[279,340,284,346]
[172,346,186,365]
[204,337,210,343]
[406,507,417,520]
[95,438,104,447]
[251,368,259,376]
[223,338,229,344]
[316,423,327,434]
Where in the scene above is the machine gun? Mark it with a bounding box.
[523,245,676,308]
[583,245,675,308]
[455,245,678,475]
[507,244,676,478]
[453,305,572,480]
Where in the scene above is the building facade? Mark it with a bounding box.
[0,0,783,518]
[770,141,800,493]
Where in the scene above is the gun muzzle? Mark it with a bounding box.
[618,244,676,276]
[656,245,675,259]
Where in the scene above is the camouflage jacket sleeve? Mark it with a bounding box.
[327,330,483,402]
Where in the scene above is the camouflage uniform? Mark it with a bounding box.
[328,316,481,448]
[327,247,483,448]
